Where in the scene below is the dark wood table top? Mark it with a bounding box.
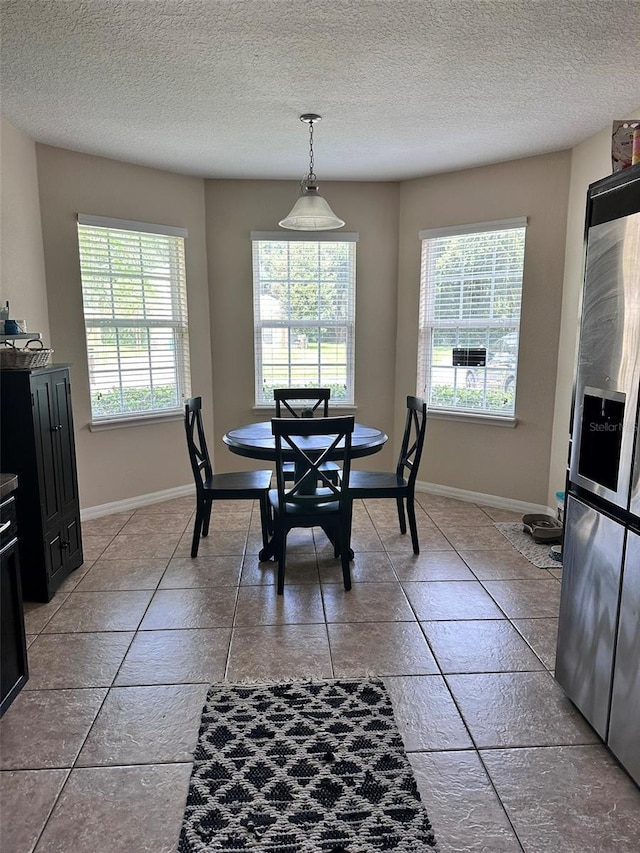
[223,420,388,461]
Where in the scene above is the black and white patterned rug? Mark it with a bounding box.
[494,522,562,568]
[179,678,439,852]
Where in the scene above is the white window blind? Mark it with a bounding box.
[251,233,358,406]
[77,215,191,423]
[417,218,527,418]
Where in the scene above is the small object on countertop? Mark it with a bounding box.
[301,407,314,418]
[3,320,19,335]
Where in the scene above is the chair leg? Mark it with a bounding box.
[396,496,407,534]
[258,494,271,548]
[191,501,205,558]
[202,498,213,537]
[406,495,420,554]
[276,525,287,595]
[339,520,352,591]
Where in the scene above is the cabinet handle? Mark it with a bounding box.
[51,425,63,432]
[60,540,69,549]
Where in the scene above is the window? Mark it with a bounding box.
[417,218,527,418]
[77,215,191,424]
[251,232,358,406]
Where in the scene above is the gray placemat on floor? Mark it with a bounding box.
[494,522,562,568]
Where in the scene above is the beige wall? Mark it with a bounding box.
[0,117,50,341]
[547,117,640,508]
[204,179,400,473]
[396,152,572,505]
[35,145,211,508]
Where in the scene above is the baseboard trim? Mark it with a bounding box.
[415,479,553,517]
[81,484,195,520]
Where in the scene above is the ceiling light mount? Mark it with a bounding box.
[279,113,345,231]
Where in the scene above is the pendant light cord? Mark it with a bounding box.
[307,119,316,182]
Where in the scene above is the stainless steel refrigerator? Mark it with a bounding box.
[556,162,640,786]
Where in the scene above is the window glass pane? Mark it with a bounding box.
[418,224,525,417]
[253,239,356,405]
[78,222,190,422]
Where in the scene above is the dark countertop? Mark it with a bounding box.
[0,473,19,499]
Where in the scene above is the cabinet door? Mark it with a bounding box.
[63,513,83,570]
[608,530,640,785]
[52,371,79,516]
[44,526,65,582]
[32,374,62,528]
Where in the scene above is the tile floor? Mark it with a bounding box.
[2,493,639,852]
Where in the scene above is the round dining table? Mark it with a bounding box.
[223,420,388,462]
[223,419,388,561]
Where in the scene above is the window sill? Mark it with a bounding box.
[89,411,183,431]
[427,409,517,428]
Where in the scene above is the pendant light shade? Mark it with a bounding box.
[279,114,345,231]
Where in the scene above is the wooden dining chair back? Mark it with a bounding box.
[273,387,331,418]
[348,396,428,554]
[273,388,340,483]
[184,397,272,558]
[270,415,355,594]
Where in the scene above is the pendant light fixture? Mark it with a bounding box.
[279,114,345,231]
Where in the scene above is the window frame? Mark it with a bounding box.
[76,214,191,428]
[251,231,358,407]
[417,217,527,422]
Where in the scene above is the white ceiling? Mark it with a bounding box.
[2,0,639,182]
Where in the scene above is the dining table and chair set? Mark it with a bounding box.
[184,388,428,594]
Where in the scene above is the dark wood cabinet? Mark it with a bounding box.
[0,485,29,716]
[0,366,83,601]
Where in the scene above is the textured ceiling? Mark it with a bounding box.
[1,0,639,181]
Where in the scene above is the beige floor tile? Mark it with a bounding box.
[134,496,196,515]
[81,512,134,537]
[173,530,248,557]
[402,581,504,620]
[409,751,522,852]
[389,551,476,582]
[482,579,561,618]
[329,622,438,677]
[226,624,332,681]
[76,684,208,766]
[446,671,600,748]
[76,559,168,591]
[319,550,396,583]
[205,508,253,531]
[42,591,153,633]
[343,527,385,552]
[428,507,495,526]
[56,561,94,593]
[482,745,640,853]
[33,763,192,853]
[119,514,191,534]
[459,548,545,580]
[25,632,134,689]
[512,617,559,670]
[0,769,69,853]
[415,494,476,510]
[240,554,319,586]
[139,587,238,630]
[23,594,70,634]
[234,583,325,625]
[114,628,231,685]
[377,527,432,553]
[478,506,525,522]
[81,535,116,561]
[160,555,243,588]
[100,533,181,560]
[0,688,107,769]
[323,581,415,623]
[421,619,545,674]
[384,675,473,750]
[438,525,513,551]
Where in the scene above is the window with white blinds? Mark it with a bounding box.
[77,215,191,423]
[251,232,358,406]
[417,218,527,418]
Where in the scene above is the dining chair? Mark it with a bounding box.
[184,397,272,558]
[347,396,428,554]
[270,415,355,594]
[273,387,340,483]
